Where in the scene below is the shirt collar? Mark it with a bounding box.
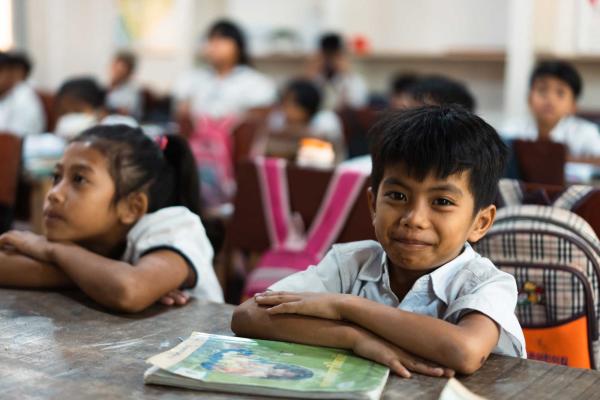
[357,242,477,303]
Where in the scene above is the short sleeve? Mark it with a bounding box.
[123,207,223,302]
[241,70,276,109]
[443,269,526,358]
[268,248,344,293]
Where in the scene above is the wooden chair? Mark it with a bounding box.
[0,133,23,233]
[512,139,567,186]
[336,107,381,158]
[217,160,374,303]
[37,90,57,132]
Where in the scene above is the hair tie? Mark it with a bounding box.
[156,135,168,151]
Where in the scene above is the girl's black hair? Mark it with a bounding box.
[284,79,322,119]
[369,105,508,212]
[207,19,250,66]
[72,125,201,216]
[56,77,106,109]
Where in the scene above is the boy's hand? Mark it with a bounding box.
[254,291,345,320]
[159,290,190,306]
[352,328,455,379]
[0,231,54,263]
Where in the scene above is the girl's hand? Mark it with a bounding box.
[352,328,455,379]
[254,291,346,320]
[0,231,54,263]
[159,290,190,306]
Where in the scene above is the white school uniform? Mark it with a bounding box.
[106,81,142,119]
[0,82,46,136]
[270,240,526,358]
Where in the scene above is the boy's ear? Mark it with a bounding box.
[117,192,148,225]
[367,187,376,224]
[467,204,496,243]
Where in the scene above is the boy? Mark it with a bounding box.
[503,60,600,158]
[232,106,525,378]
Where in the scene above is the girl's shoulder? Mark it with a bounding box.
[128,207,203,242]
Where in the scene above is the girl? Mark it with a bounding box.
[0,124,223,312]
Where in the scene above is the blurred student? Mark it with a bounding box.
[503,60,600,158]
[391,75,475,112]
[106,51,142,119]
[54,77,137,139]
[256,79,343,164]
[173,19,276,211]
[389,73,419,110]
[307,33,368,110]
[0,51,46,136]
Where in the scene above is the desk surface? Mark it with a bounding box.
[2,289,600,399]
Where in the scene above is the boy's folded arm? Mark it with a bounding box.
[49,242,190,313]
[0,250,74,288]
[337,295,500,374]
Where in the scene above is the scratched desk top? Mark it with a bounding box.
[2,288,600,399]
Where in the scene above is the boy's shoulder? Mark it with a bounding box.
[329,240,385,284]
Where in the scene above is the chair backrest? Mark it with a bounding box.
[0,133,22,206]
[228,160,374,254]
[37,90,57,132]
[474,205,600,369]
[336,107,380,158]
[512,139,566,186]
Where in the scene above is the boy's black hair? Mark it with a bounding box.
[72,125,201,216]
[284,79,321,119]
[5,51,32,78]
[0,51,10,69]
[529,60,582,99]
[319,33,344,55]
[369,106,508,212]
[114,51,137,75]
[207,19,250,65]
[56,77,106,109]
[391,73,419,95]
[407,75,476,112]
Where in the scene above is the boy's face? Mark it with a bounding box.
[368,164,495,273]
[529,76,576,129]
[282,93,310,125]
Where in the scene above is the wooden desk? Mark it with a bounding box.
[2,289,600,399]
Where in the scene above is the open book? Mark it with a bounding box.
[144,332,389,400]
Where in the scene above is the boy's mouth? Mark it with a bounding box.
[393,237,432,247]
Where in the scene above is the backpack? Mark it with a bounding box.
[474,204,600,369]
[242,157,367,298]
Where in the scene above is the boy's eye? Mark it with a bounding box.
[385,191,407,201]
[433,198,454,206]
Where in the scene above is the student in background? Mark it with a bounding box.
[233,106,525,377]
[0,124,223,312]
[391,75,476,112]
[307,33,369,110]
[54,77,137,139]
[256,79,344,164]
[503,60,600,158]
[106,51,142,119]
[0,51,46,136]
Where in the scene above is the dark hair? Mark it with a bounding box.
[72,125,201,215]
[406,75,476,112]
[284,79,322,119]
[369,106,508,211]
[529,60,582,99]
[207,19,250,65]
[319,33,344,55]
[0,51,11,69]
[391,73,419,95]
[114,51,137,75]
[57,77,106,109]
[8,51,32,78]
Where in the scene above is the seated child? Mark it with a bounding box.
[232,105,525,377]
[256,78,344,164]
[503,60,600,158]
[54,77,137,139]
[106,51,142,119]
[389,73,419,110]
[392,74,475,112]
[0,124,223,312]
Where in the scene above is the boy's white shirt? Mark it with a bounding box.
[0,81,46,136]
[269,240,526,358]
[501,115,600,157]
[122,206,224,303]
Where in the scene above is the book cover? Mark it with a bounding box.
[144,332,389,399]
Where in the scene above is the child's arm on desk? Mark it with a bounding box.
[0,231,193,313]
[256,292,499,374]
[232,298,454,378]
[0,250,73,288]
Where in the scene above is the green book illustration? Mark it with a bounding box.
[144,332,389,400]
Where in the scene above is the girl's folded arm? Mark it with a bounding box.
[0,250,74,288]
[49,242,190,313]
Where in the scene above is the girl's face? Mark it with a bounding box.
[203,35,239,69]
[43,143,125,246]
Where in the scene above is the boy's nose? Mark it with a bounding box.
[400,202,430,230]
